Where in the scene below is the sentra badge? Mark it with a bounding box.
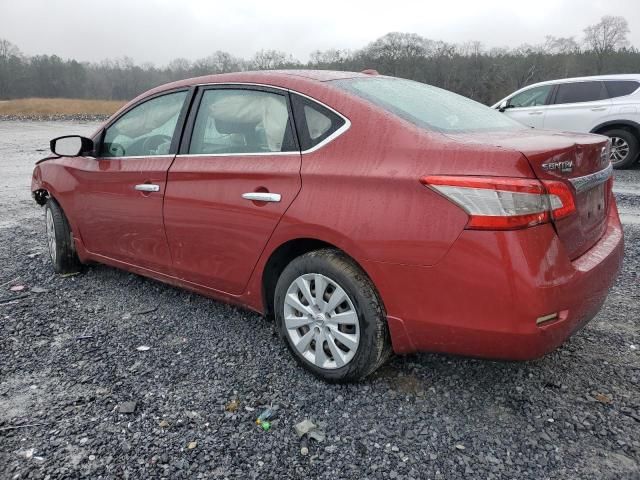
[541,160,574,173]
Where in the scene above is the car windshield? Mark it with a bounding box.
[333,77,525,133]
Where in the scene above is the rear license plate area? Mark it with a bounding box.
[579,183,606,229]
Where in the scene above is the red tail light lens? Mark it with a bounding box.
[421,175,577,230]
[541,180,575,220]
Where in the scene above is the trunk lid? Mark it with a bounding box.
[446,129,612,259]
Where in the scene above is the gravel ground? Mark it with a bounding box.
[0,121,639,479]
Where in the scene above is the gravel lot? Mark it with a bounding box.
[1,121,639,479]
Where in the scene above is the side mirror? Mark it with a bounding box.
[50,135,94,157]
[498,100,510,113]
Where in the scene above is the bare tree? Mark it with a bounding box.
[512,42,546,56]
[487,46,509,57]
[583,15,630,72]
[309,48,350,65]
[544,36,580,54]
[362,32,431,75]
[457,41,484,57]
[363,32,431,62]
[168,58,192,72]
[192,51,244,75]
[251,49,295,70]
[0,38,23,98]
[0,38,21,60]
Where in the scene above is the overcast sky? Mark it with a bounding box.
[1,0,639,64]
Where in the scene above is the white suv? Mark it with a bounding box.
[493,74,640,169]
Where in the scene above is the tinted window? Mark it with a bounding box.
[508,85,553,108]
[189,89,296,154]
[101,91,187,157]
[334,77,524,133]
[554,81,607,104]
[605,80,639,99]
[291,94,346,151]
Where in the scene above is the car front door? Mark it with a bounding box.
[163,86,302,294]
[543,81,612,132]
[501,84,553,129]
[74,90,190,272]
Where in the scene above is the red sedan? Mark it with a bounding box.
[32,70,624,382]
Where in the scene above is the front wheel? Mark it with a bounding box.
[274,249,391,382]
[604,128,639,169]
[45,199,81,274]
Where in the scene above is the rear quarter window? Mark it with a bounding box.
[291,94,346,151]
[604,80,640,99]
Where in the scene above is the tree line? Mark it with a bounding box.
[0,15,638,106]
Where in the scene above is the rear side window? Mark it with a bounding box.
[604,80,639,99]
[291,94,346,151]
[508,85,553,108]
[553,81,607,104]
[188,89,297,155]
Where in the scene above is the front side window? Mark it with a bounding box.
[100,91,187,157]
[291,94,346,151]
[333,77,524,133]
[508,85,553,108]
[554,81,607,105]
[189,89,296,154]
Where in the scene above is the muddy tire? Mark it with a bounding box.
[275,249,392,383]
[45,198,81,274]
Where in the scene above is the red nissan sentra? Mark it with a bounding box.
[32,70,624,382]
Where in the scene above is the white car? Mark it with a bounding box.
[493,74,640,169]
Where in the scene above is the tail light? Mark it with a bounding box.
[421,175,576,230]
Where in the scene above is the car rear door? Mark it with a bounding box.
[163,85,301,294]
[74,89,190,272]
[543,81,612,132]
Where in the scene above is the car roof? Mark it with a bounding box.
[520,73,640,90]
[254,70,371,81]
[156,69,370,92]
[115,70,374,125]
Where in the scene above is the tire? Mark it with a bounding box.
[45,198,81,274]
[603,128,639,169]
[274,249,392,382]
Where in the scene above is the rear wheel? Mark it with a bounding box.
[45,199,81,274]
[274,249,391,382]
[603,128,639,169]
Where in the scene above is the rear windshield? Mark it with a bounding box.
[333,77,525,133]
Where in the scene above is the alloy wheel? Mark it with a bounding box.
[46,208,57,263]
[610,136,630,165]
[283,273,360,369]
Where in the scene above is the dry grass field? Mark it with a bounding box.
[0,98,125,116]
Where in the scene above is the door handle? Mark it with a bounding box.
[591,107,607,111]
[528,111,544,115]
[135,184,160,192]
[241,192,281,202]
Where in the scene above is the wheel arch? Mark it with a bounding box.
[31,175,86,259]
[260,237,380,321]
[32,181,66,213]
[31,164,50,205]
[590,119,640,138]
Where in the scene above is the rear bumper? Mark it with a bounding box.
[364,203,624,360]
